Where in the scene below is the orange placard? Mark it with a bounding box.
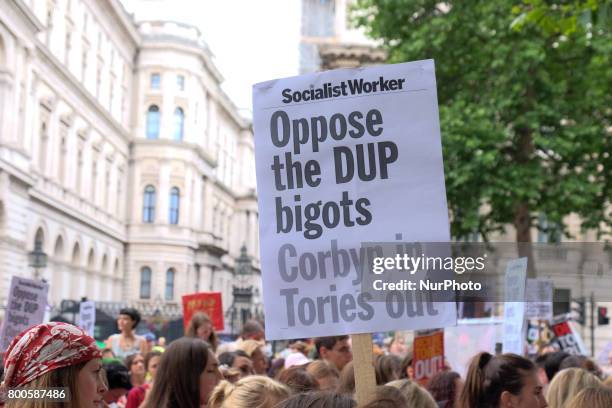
[182,292,224,331]
[413,329,444,386]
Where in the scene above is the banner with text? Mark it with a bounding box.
[413,329,445,386]
[0,276,49,350]
[253,60,456,339]
[182,292,224,331]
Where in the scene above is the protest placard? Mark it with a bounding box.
[0,276,49,349]
[502,258,527,354]
[182,292,224,331]
[252,60,455,341]
[551,317,587,355]
[445,319,503,377]
[77,300,96,337]
[525,279,553,320]
[413,329,445,386]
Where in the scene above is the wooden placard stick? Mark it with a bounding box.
[351,333,376,405]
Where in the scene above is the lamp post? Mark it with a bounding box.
[230,245,253,335]
[28,240,47,280]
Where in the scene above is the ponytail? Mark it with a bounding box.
[460,352,534,408]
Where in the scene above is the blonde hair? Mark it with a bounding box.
[387,379,438,408]
[306,360,339,380]
[5,363,85,408]
[603,376,612,388]
[208,376,291,408]
[566,386,612,408]
[237,339,264,357]
[546,367,602,408]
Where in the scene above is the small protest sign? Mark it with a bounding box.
[252,60,455,340]
[525,279,553,320]
[182,292,224,331]
[77,301,96,337]
[445,320,503,377]
[0,276,49,349]
[502,258,527,354]
[551,317,587,355]
[413,329,445,386]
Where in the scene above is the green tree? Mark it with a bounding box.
[353,0,611,247]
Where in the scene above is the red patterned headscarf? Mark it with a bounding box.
[1,322,102,390]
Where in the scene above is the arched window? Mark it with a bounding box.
[71,242,80,265]
[143,185,156,223]
[173,107,184,141]
[169,187,180,225]
[53,236,64,260]
[165,268,175,301]
[146,105,160,139]
[140,267,152,299]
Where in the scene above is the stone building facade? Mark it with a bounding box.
[0,0,261,330]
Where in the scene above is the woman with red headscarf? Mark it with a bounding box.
[1,322,108,408]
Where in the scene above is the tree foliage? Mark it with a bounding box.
[353,0,611,241]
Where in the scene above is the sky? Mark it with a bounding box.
[120,0,301,117]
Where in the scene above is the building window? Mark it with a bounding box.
[146,105,160,139]
[140,267,152,299]
[177,75,185,91]
[169,187,180,224]
[174,107,184,141]
[150,73,160,89]
[143,185,156,223]
[165,268,175,300]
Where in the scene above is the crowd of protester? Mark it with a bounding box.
[1,308,612,407]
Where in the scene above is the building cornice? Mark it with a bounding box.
[130,139,217,169]
[28,188,127,243]
[140,36,222,83]
[0,156,35,188]
[10,0,45,34]
[107,0,142,47]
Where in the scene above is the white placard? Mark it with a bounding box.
[445,319,503,377]
[0,276,49,349]
[525,279,553,320]
[502,258,528,354]
[252,60,456,340]
[78,301,96,337]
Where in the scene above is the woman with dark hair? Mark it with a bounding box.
[141,337,223,408]
[427,371,463,408]
[124,353,146,387]
[125,350,163,408]
[400,351,414,379]
[374,354,402,385]
[105,307,148,359]
[185,311,219,352]
[460,352,548,408]
[1,322,107,408]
